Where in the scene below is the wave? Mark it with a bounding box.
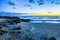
[30,20,60,23]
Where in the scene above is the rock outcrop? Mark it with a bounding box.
[0,16,21,25]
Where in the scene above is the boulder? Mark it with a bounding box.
[0,30,7,35]
[49,37,56,40]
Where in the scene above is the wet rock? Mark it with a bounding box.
[0,30,7,35]
[0,23,8,28]
[21,19,31,22]
[49,37,56,40]
[40,33,48,40]
[12,27,21,30]
[17,31,21,33]
[0,16,21,24]
[0,24,2,29]
[10,31,16,33]
[12,26,22,30]
[25,36,34,40]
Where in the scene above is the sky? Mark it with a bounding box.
[0,0,60,14]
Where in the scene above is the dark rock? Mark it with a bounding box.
[0,16,21,24]
[0,30,7,35]
[0,24,2,29]
[17,31,21,33]
[21,19,31,22]
[40,33,48,40]
[12,26,22,30]
[49,37,56,40]
[0,23,8,28]
[10,31,16,33]
[25,36,34,40]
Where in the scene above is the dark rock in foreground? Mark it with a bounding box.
[49,37,56,40]
[0,30,7,35]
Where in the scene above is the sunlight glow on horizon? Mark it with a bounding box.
[0,0,60,16]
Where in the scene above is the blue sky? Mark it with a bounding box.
[0,0,60,13]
